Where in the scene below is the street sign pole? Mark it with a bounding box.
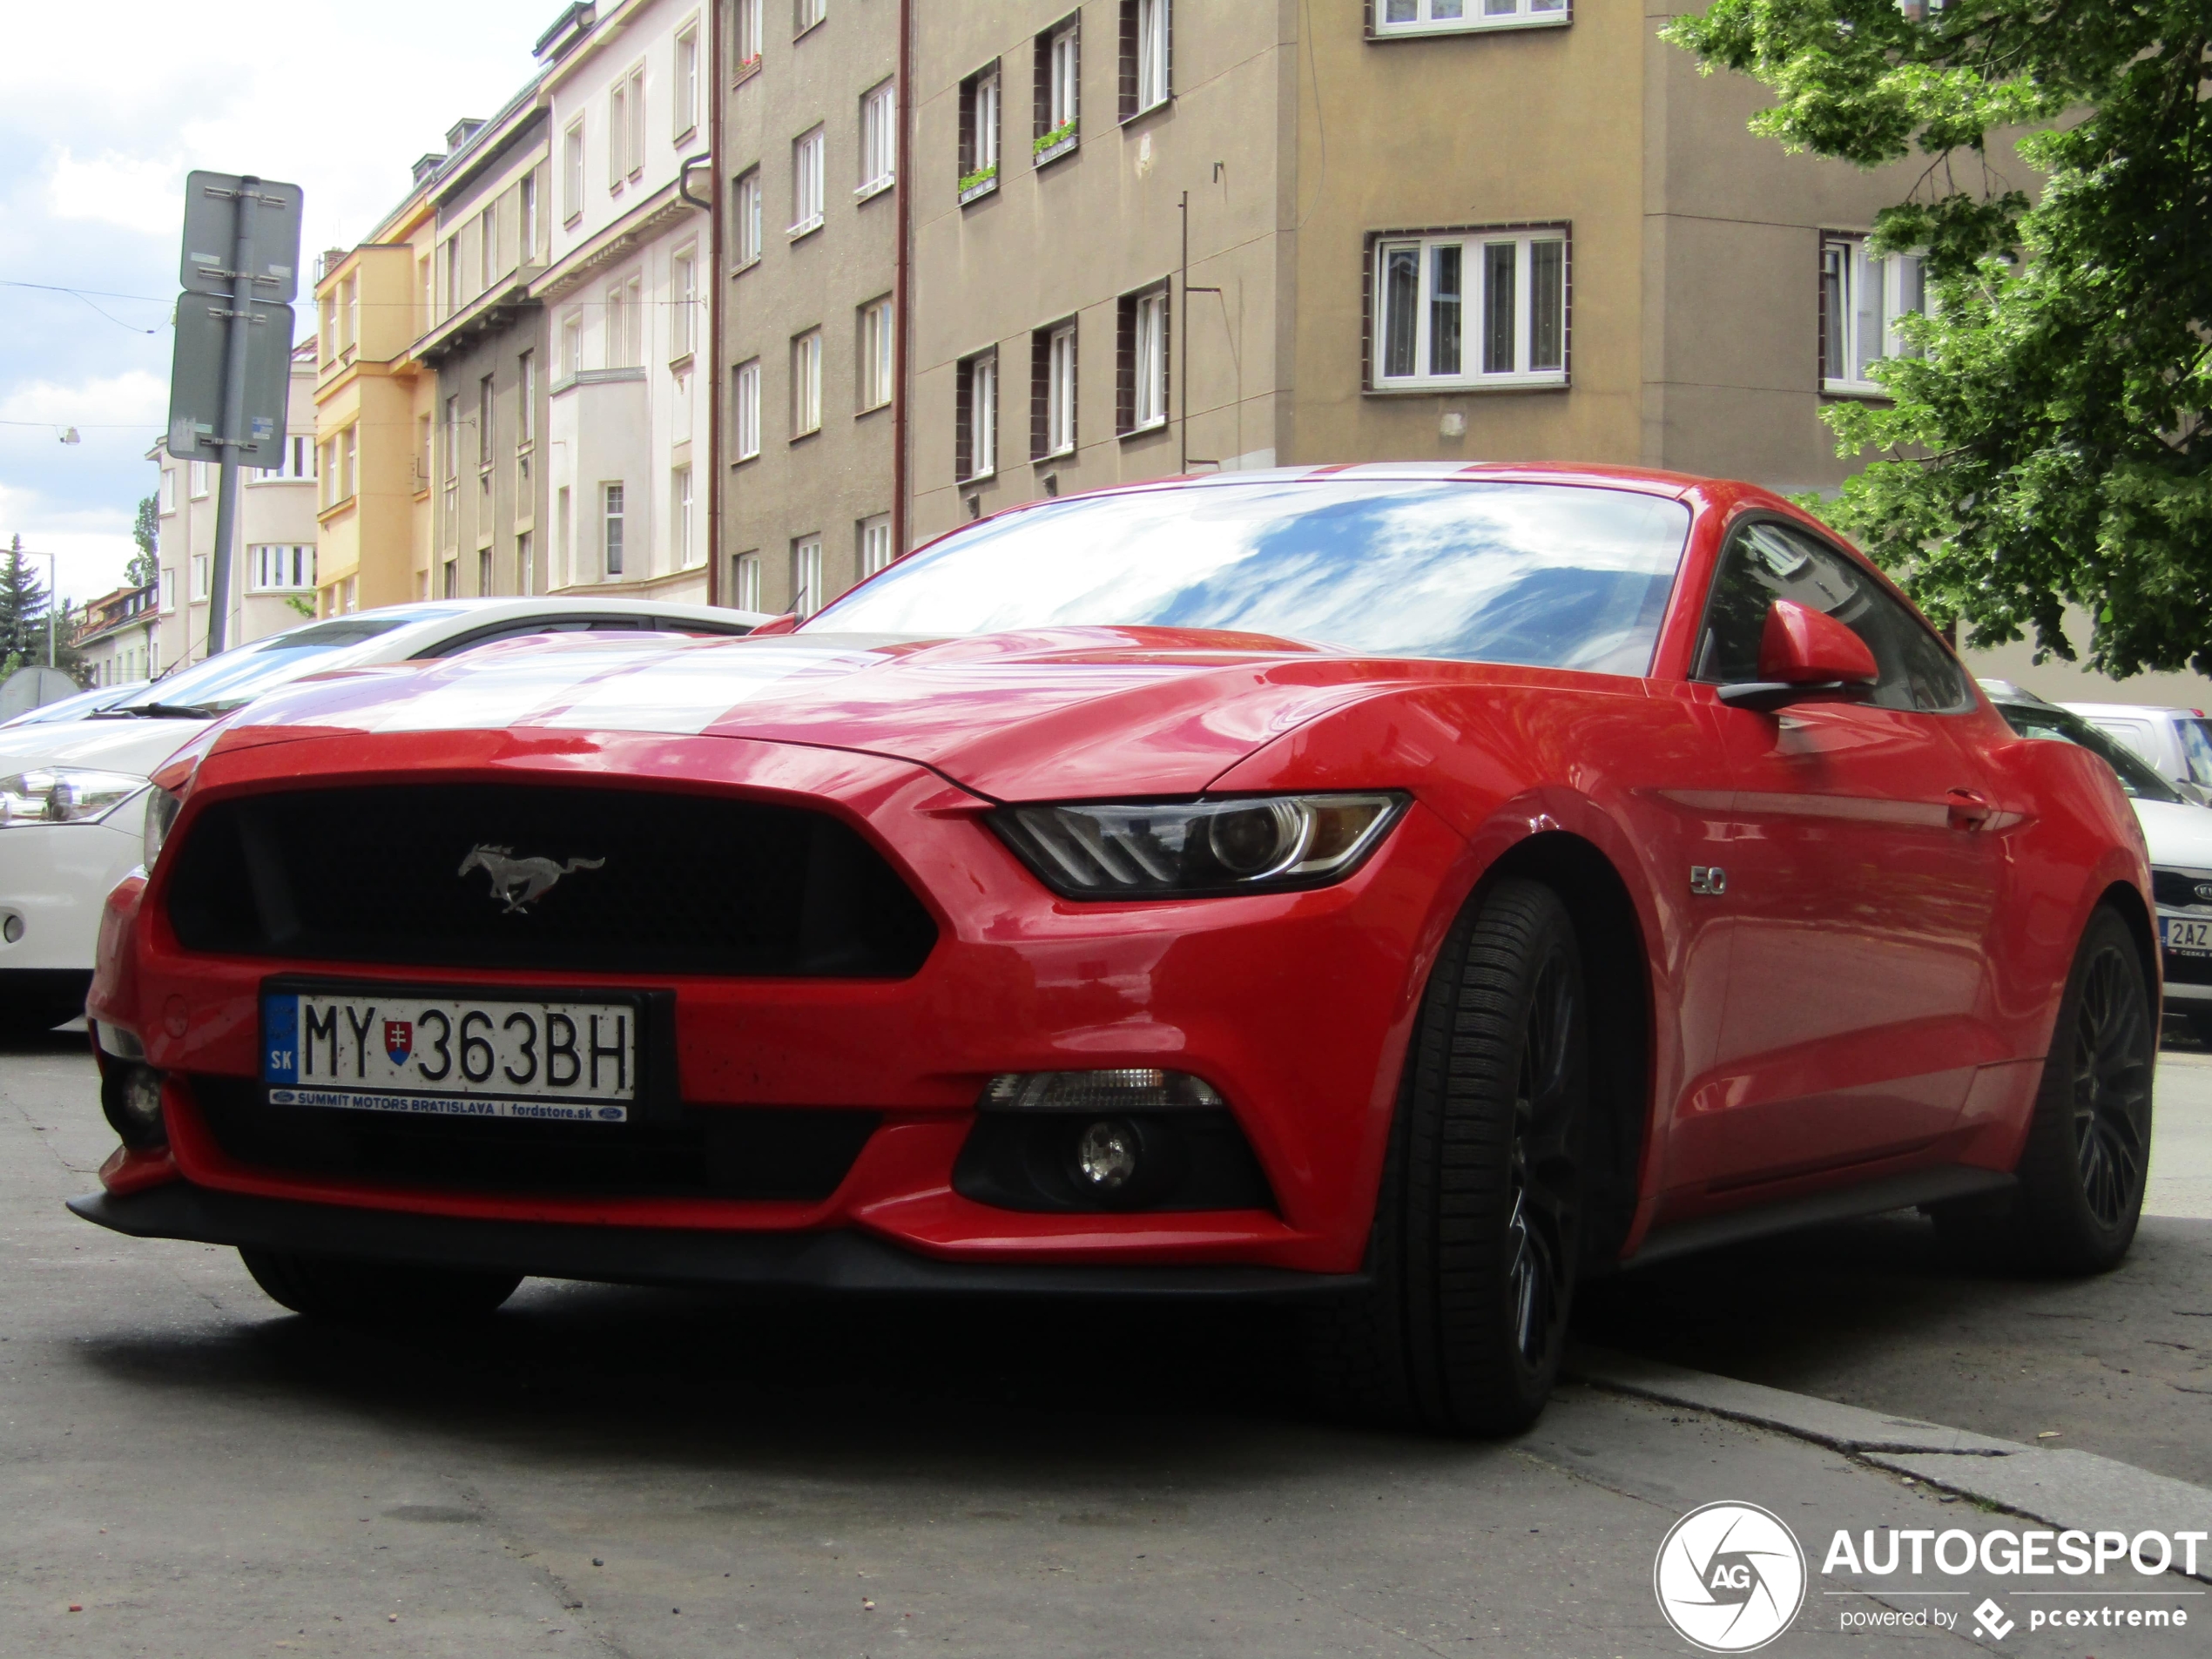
[203,179,262,658]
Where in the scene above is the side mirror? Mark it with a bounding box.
[1716,599,1880,711]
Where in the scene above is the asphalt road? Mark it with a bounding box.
[3,1029,2209,1657]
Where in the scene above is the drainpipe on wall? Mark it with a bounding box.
[891,0,912,558]
[705,0,724,605]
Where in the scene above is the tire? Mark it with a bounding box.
[1303,879,1589,1436]
[1932,905,2155,1274]
[0,1000,80,1037]
[239,1248,522,1325]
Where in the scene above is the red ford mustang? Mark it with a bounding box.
[75,465,2155,1433]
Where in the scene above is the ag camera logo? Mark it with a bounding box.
[1654,1501,1807,1653]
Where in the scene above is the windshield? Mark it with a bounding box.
[1996,702,2188,804]
[2179,718,2212,788]
[96,615,421,717]
[0,682,145,727]
[804,479,1692,674]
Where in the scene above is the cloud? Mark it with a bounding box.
[0,370,167,428]
[48,151,185,237]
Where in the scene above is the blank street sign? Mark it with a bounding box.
[166,296,294,463]
[179,172,305,305]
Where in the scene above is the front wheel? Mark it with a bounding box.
[1934,905,2155,1274]
[239,1248,522,1325]
[1303,879,1588,1436]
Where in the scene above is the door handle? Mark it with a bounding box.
[1946,787,1993,830]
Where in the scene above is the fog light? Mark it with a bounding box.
[981,1069,1223,1113]
[1074,1119,1142,1192]
[100,1063,166,1150]
[2,913,21,944]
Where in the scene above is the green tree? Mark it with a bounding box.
[1665,0,2212,677]
[0,536,88,683]
[127,494,159,589]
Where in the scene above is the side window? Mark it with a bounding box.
[1696,520,1970,713]
[424,619,595,658]
[2179,718,2212,787]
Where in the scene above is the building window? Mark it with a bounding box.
[1035,17,1080,160]
[1820,233,1926,395]
[671,246,698,360]
[732,168,763,267]
[792,536,823,616]
[478,373,496,466]
[672,465,695,566]
[735,0,764,70]
[341,425,359,502]
[791,126,826,235]
[189,460,210,498]
[250,545,315,591]
[556,485,572,587]
[959,64,1001,199]
[956,349,997,481]
[519,350,537,444]
[1370,226,1568,390]
[858,296,894,412]
[475,546,492,597]
[159,569,175,612]
[1374,0,1568,36]
[1117,284,1169,434]
[792,330,823,436]
[609,64,647,185]
[731,550,761,610]
[675,22,701,138]
[604,482,626,577]
[859,78,897,198]
[319,292,336,363]
[158,468,176,513]
[561,312,583,379]
[859,513,893,577]
[795,0,826,34]
[340,273,359,353]
[1031,320,1077,459]
[606,274,643,367]
[1121,0,1170,118]
[734,358,762,459]
[563,119,585,221]
[418,253,434,333]
[520,168,540,261]
[191,555,209,601]
[479,204,498,291]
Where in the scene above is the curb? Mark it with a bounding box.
[1568,1345,2212,1585]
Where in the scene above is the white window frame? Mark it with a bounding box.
[734,358,762,459]
[965,350,997,480]
[792,329,823,435]
[1134,0,1170,113]
[671,246,698,360]
[1373,0,1569,37]
[560,312,583,380]
[158,468,176,513]
[603,482,626,577]
[795,0,826,34]
[964,67,1001,192]
[1045,320,1077,457]
[190,554,209,602]
[672,465,696,567]
[519,350,537,443]
[859,296,894,412]
[520,168,540,261]
[792,536,823,617]
[189,460,210,499]
[1132,287,1168,430]
[159,569,176,613]
[735,0,764,69]
[1045,21,1080,139]
[1370,227,1569,392]
[674,20,701,139]
[1821,232,1928,396]
[860,514,893,577]
[626,65,646,178]
[556,485,572,588]
[249,543,315,592]
[790,127,826,236]
[858,78,897,198]
[732,550,761,610]
[732,168,763,267]
[608,79,629,188]
[563,119,585,222]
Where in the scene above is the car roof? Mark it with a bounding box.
[2059,702,2207,720]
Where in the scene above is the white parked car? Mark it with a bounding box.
[0,682,149,729]
[0,597,766,1033]
[2060,702,2212,799]
[1984,684,2212,1035]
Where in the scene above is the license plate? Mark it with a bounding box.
[2163,917,2212,955]
[260,988,639,1123]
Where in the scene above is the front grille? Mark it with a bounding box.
[191,1076,878,1201]
[164,784,937,978]
[2154,868,2212,910]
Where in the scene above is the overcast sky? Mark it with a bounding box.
[0,1,552,610]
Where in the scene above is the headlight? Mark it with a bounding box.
[143,786,184,868]
[0,768,147,827]
[991,792,1407,899]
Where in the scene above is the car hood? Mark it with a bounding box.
[0,714,213,781]
[219,628,1464,799]
[2133,796,2212,873]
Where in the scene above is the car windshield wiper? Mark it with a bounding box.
[109,700,231,719]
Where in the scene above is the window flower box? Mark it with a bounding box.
[958,165,998,204]
[1034,119,1078,166]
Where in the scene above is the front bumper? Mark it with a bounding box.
[0,813,145,979]
[87,730,1467,1276]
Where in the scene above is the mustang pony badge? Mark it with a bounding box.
[458,845,606,914]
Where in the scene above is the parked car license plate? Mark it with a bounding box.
[2162,917,2212,955]
[260,988,639,1123]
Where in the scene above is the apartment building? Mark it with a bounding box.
[535,0,714,604]
[311,152,448,617]
[148,341,320,664]
[72,583,158,687]
[718,0,903,615]
[422,89,553,598]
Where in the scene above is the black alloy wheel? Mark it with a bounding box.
[1932,905,2155,1275]
[1302,878,1589,1436]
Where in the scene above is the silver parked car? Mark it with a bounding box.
[2061,702,2212,799]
